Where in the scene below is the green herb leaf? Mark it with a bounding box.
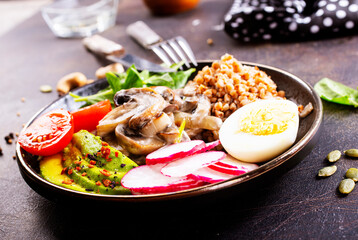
[314,78,358,107]
[170,68,196,89]
[144,73,175,88]
[106,72,125,93]
[121,65,144,89]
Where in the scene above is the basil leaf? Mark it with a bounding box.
[314,78,358,107]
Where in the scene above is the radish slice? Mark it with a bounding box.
[208,161,247,176]
[221,154,259,171]
[161,151,226,178]
[189,166,237,183]
[121,163,201,193]
[146,140,206,165]
[131,179,207,195]
[196,140,221,153]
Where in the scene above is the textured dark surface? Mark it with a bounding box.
[1,0,358,239]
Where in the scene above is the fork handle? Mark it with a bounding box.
[126,21,162,49]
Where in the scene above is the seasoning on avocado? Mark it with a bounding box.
[339,178,355,194]
[344,149,358,158]
[327,150,341,162]
[346,168,358,182]
[318,165,337,177]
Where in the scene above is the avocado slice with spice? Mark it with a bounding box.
[40,130,138,195]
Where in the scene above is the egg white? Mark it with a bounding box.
[219,99,299,163]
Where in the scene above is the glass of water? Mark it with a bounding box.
[42,0,119,38]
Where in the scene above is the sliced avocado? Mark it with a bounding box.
[40,153,94,193]
[71,130,137,172]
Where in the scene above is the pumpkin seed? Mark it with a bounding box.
[327,150,341,162]
[344,149,358,158]
[40,85,52,93]
[346,168,358,182]
[339,178,355,194]
[318,165,337,177]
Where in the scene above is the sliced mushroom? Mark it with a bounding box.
[115,124,165,155]
[174,94,222,131]
[97,101,138,136]
[114,88,168,130]
[141,112,173,138]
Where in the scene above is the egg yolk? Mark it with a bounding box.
[237,104,296,135]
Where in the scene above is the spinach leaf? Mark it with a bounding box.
[314,78,358,107]
[121,65,144,89]
[70,64,196,106]
[171,68,196,89]
[106,72,125,93]
[144,73,175,88]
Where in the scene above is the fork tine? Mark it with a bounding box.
[168,39,190,69]
[151,45,173,67]
[175,36,197,67]
[160,43,180,66]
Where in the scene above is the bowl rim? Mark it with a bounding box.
[16,60,323,202]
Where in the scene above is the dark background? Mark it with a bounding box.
[1,0,358,239]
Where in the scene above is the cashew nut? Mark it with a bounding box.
[56,72,93,95]
[95,63,124,79]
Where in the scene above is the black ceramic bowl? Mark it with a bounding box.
[16,61,323,207]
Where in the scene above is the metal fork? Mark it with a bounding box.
[126,21,198,68]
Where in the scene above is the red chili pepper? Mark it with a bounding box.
[62,179,74,185]
[106,158,112,162]
[68,169,73,175]
[81,172,87,176]
[74,160,82,165]
[76,166,81,171]
[115,152,119,158]
[89,160,96,165]
[100,169,111,177]
[102,179,111,187]
[96,181,101,186]
[88,164,95,168]
[61,167,68,175]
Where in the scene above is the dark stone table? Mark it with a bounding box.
[1,0,358,239]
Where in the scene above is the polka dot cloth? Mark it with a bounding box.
[224,0,358,42]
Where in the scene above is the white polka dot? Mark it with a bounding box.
[326,3,336,11]
[264,6,274,13]
[284,1,292,7]
[346,21,354,29]
[251,1,259,6]
[330,0,338,2]
[243,37,250,42]
[297,16,311,24]
[289,22,297,31]
[243,7,253,14]
[225,15,232,22]
[284,17,292,23]
[338,0,349,7]
[231,22,239,28]
[286,7,295,14]
[316,9,325,17]
[263,34,271,40]
[269,22,278,29]
[236,17,244,23]
[318,1,327,7]
[310,25,320,34]
[233,33,239,39]
[255,13,264,20]
[349,4,358,12]
[242,28,248,34]
[323,17,333,27]
[336,10,346,19]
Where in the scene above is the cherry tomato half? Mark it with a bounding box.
[71,99,112,133]
[18,109,74,156]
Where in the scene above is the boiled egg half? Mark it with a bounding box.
[219,99,299,163]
